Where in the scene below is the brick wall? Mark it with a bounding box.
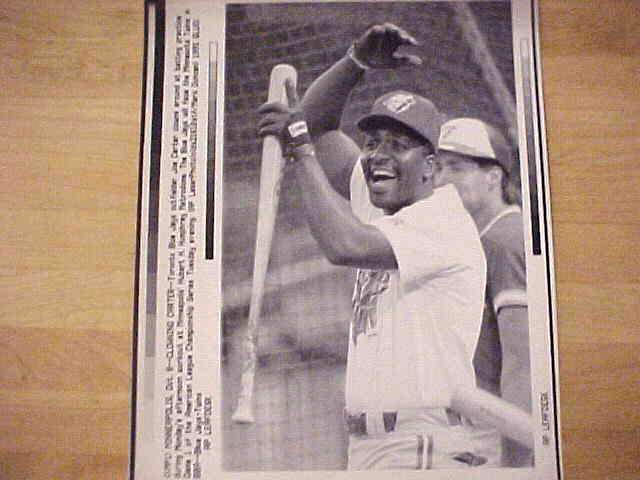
[222,1,516,286]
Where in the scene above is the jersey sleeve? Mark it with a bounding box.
[484,219,527,313]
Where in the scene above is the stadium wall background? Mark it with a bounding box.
[220,2,515,470]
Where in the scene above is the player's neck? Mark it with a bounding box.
[473,197,510,234]
[383,184,434,215]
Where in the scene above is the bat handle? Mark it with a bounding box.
[232,388,255,424]
[232,326,258,424]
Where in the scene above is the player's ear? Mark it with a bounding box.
[422,152,435,182]
[486,165,503,190]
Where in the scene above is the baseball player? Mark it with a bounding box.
[257,24,498,469]
[433,118,532,467]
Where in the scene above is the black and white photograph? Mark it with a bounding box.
[6,0,640,479]
[131,0,562,478]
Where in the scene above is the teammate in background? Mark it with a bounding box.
[433,118,532,467]
[257,24,498,469]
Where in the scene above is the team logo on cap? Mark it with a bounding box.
[383,93,415,114]
[439,123,458,141]
[438,118,497,160]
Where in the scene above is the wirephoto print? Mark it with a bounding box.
[131,1,562,479]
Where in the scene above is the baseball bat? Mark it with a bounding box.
[451,385,534,449]
[232,64,298,424]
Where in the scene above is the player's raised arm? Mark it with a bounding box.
[300,23,422,198]
[303,22,421,136]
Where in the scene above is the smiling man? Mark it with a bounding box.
[357,91,440,215]
[257,24,498,470]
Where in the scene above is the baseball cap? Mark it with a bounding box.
[437,118,513,174]
[357,90,441,147]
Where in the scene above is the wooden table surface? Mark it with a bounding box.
[1,1,638,479]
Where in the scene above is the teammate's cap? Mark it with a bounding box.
[438,118,513,175]
[357,91,441,147]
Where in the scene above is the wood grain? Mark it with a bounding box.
[539,1,640,479]
[0,1,142,478]
[0,1,638,478]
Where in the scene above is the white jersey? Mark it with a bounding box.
[345,162,486,412]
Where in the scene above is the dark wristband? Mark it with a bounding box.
[347,44,371,70]
[288,143,316,166]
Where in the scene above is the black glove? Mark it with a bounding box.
[257,79,312,161]
[350,22,422,69]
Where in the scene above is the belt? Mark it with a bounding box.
[344,408,466,435]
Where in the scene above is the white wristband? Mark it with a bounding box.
[347,44,371,71]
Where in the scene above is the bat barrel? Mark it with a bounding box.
[451,385,534,449]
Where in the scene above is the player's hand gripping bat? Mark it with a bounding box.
[232,64,298,424]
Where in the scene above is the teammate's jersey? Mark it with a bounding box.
[473,206,527,395]
[345,162,486,412]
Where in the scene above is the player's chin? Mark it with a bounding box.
[368,189,402,214]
